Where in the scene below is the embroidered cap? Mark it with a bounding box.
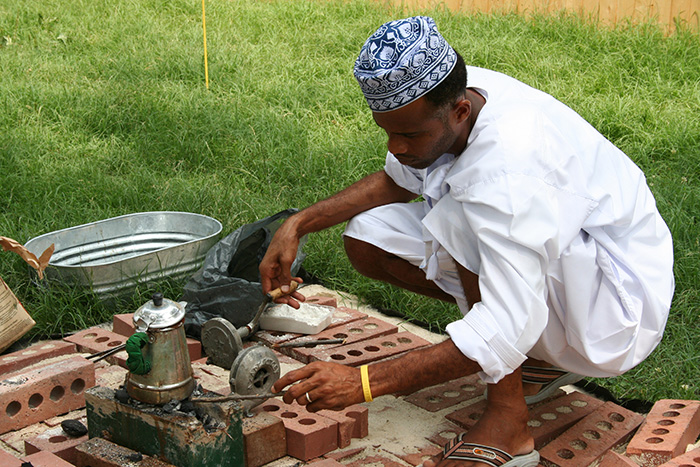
[354,16,457,112]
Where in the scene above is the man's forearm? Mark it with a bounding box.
[367,339,481,397]
[287,170,417,238]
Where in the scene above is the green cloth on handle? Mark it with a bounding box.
[126,332,152,375]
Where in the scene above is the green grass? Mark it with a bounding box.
[1,0,698,403]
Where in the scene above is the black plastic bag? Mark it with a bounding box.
[182,209,306,339]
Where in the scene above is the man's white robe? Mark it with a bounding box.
[345,66,675,383]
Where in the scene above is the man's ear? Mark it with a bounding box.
[453,97,471,124]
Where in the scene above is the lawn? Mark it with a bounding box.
[1,0,698,404]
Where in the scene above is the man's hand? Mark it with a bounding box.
[272,361,364,412]
[259,217,306,308]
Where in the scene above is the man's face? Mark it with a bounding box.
[372,97,464,170]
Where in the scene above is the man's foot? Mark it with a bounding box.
[422,400,535,466]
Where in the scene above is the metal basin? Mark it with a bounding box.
[24,212,222,299]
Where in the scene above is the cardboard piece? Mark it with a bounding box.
[0,236,50,352]
[0,236,54,280]
[0,276,35,353]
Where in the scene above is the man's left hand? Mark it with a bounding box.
[272,361,364,412]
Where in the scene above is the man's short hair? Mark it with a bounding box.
[424,51,467,111]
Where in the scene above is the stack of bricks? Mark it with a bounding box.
[1,292,699,466]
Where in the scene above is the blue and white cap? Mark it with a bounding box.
[354,16,457,112]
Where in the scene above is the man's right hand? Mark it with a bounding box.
[259,217,306,308]
[259,171,416,307]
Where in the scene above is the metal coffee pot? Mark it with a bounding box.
[125,292,195,405]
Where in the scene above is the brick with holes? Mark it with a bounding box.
[253,307,368,349]
[538,401,644,466]
[24,424,88,464]
[63,327,128,367]
[22,450,78,467]
[527,391,605,448]
[405,373,487,412]
[599,451,641,466]
[255,399,338,461]
[318,405,369,448]
[626,399,700,466]
[308,331,431,367]
[0,341,77,376]
[657,446,700,467]
[282,317,398,363]
[305,295,338,308]
[426,420,464,448]
[328,306,367,327]
[63,327,126,355]
[0,355,95,434]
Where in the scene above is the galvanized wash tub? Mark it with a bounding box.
[24,212,222,299]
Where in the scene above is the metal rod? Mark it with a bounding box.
[273,338,346,349]
[86,343,127,362]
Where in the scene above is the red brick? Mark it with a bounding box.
[242,411,286,467]
[283,317,398,363]
[0,423,46,454]
[257,399,338,461]
[308,331,431,367]
[192,361,231,395]
[527,391,605,448]
[658,446,700,466]
[0,449,22,467]
[63,327,127,367]
[626,400,700,466]
[387,443,443,466]
[345,454,407,466]
[43,409,87,428]
[425,420,463,448]
[23,447,79,466]
[445,398,486,431]
[0,341,77,376]
[253,329,303,348]
[74,437,176,467]
[112,314,201,361]
[309,459,345,466]
[64,327,125,355]
[323,446,367,462]
[305,295,338,308]
[328,307,367,327]
[251,309,369,354]
[405,373,486,412]
[94,365,128,390]
[538,401,644,466]
[24,425,88,464]
[0,355,95,434]
[318,404,369,448]
[600,450,642,466]
[111,313,135,337]
[445,390,601,448]
[344,404,369,439]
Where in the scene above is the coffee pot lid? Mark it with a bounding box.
[133,292,185,330]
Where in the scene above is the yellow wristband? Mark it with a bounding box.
[360,365,373,402]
